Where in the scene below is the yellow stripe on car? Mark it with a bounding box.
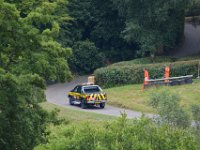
[93,94,97,99]
[98,94,102,100]
[89,94,93,100]
[101,94,105,100]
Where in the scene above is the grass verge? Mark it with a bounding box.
[40,102,115,123]
[105,79,200,113]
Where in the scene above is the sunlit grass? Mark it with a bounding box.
[40,102,115,123]
[105,79,200,113]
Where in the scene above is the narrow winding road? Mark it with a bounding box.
[45,76,155,119]
[46,22,200,119]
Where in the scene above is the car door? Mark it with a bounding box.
[76,86,82,101]
[69,86,78,99]
[70,86,82,101]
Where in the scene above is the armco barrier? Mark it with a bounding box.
[144,75,193,89]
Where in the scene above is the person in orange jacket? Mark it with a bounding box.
[165,66,170,82]
[144,68,149,85]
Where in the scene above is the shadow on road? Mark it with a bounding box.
[70,104,104,110]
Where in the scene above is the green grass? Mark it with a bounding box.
[40,102,115,123]
[105,79,200,113]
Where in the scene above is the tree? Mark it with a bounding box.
[61,0,138,66]
[0,0,72,149]
[113,0,188,56]
[69,40,105,74]
[0,73,48,150]
[186,0,200,16]
[0,0,72,82]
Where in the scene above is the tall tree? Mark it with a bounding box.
[0,0,72,149]
[62,0,138,66]
[0,73,48,150]
[113,0,188,56]
[90,0,138,62]
[0,0,72,82]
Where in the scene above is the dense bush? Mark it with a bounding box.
[150,91,190,128]
[95,60,199,88]
[108,55,200,66]
[186,0,200,17]
[35,115,197,150]
[63,0,138,64]
[112,56,176,66]
[191,104,200,127]
[69,41,105,74]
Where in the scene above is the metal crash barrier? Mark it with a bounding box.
[144,75,193,89]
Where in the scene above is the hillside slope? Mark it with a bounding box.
[105,80,200,113]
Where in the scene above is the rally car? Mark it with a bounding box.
[68,84,107,109]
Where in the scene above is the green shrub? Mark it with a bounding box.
[191,104,200,128]
[112,56,176,66]
[186,0,200,16]
[150,91,190,128]
[94,60,199,88]
[110,55,200,67]
[35,115,197,150]
[69,40,105,74]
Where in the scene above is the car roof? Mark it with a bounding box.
[76,83,99,87]
[82,85,100,88]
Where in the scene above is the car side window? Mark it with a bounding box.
[72,86,78,92]
[77,86,82,93]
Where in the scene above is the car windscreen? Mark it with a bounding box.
[83,86,101,93]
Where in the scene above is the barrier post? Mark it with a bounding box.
[198,61,200,79]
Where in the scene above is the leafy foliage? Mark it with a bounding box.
[191,104,200,149]
[150,91,190,128]
[0,74,47,150]
[58,0,189,74]
[0,0,72,149]
[113,0,187,55]
[69,41,105,74]
[61,0,138,66]
[186,0,200,16]
[0,0,72,82]
[35,115,197,150]
[191,104,200,127]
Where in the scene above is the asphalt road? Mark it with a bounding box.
[45,76,155,119]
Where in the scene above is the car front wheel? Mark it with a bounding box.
[100,103,105,109]
[69,97,74,105]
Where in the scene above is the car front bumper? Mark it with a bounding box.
[87,100,107,104]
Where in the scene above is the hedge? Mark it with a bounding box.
[112,56,176,66]
[94,60,200,88]
[112,56,200,67]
